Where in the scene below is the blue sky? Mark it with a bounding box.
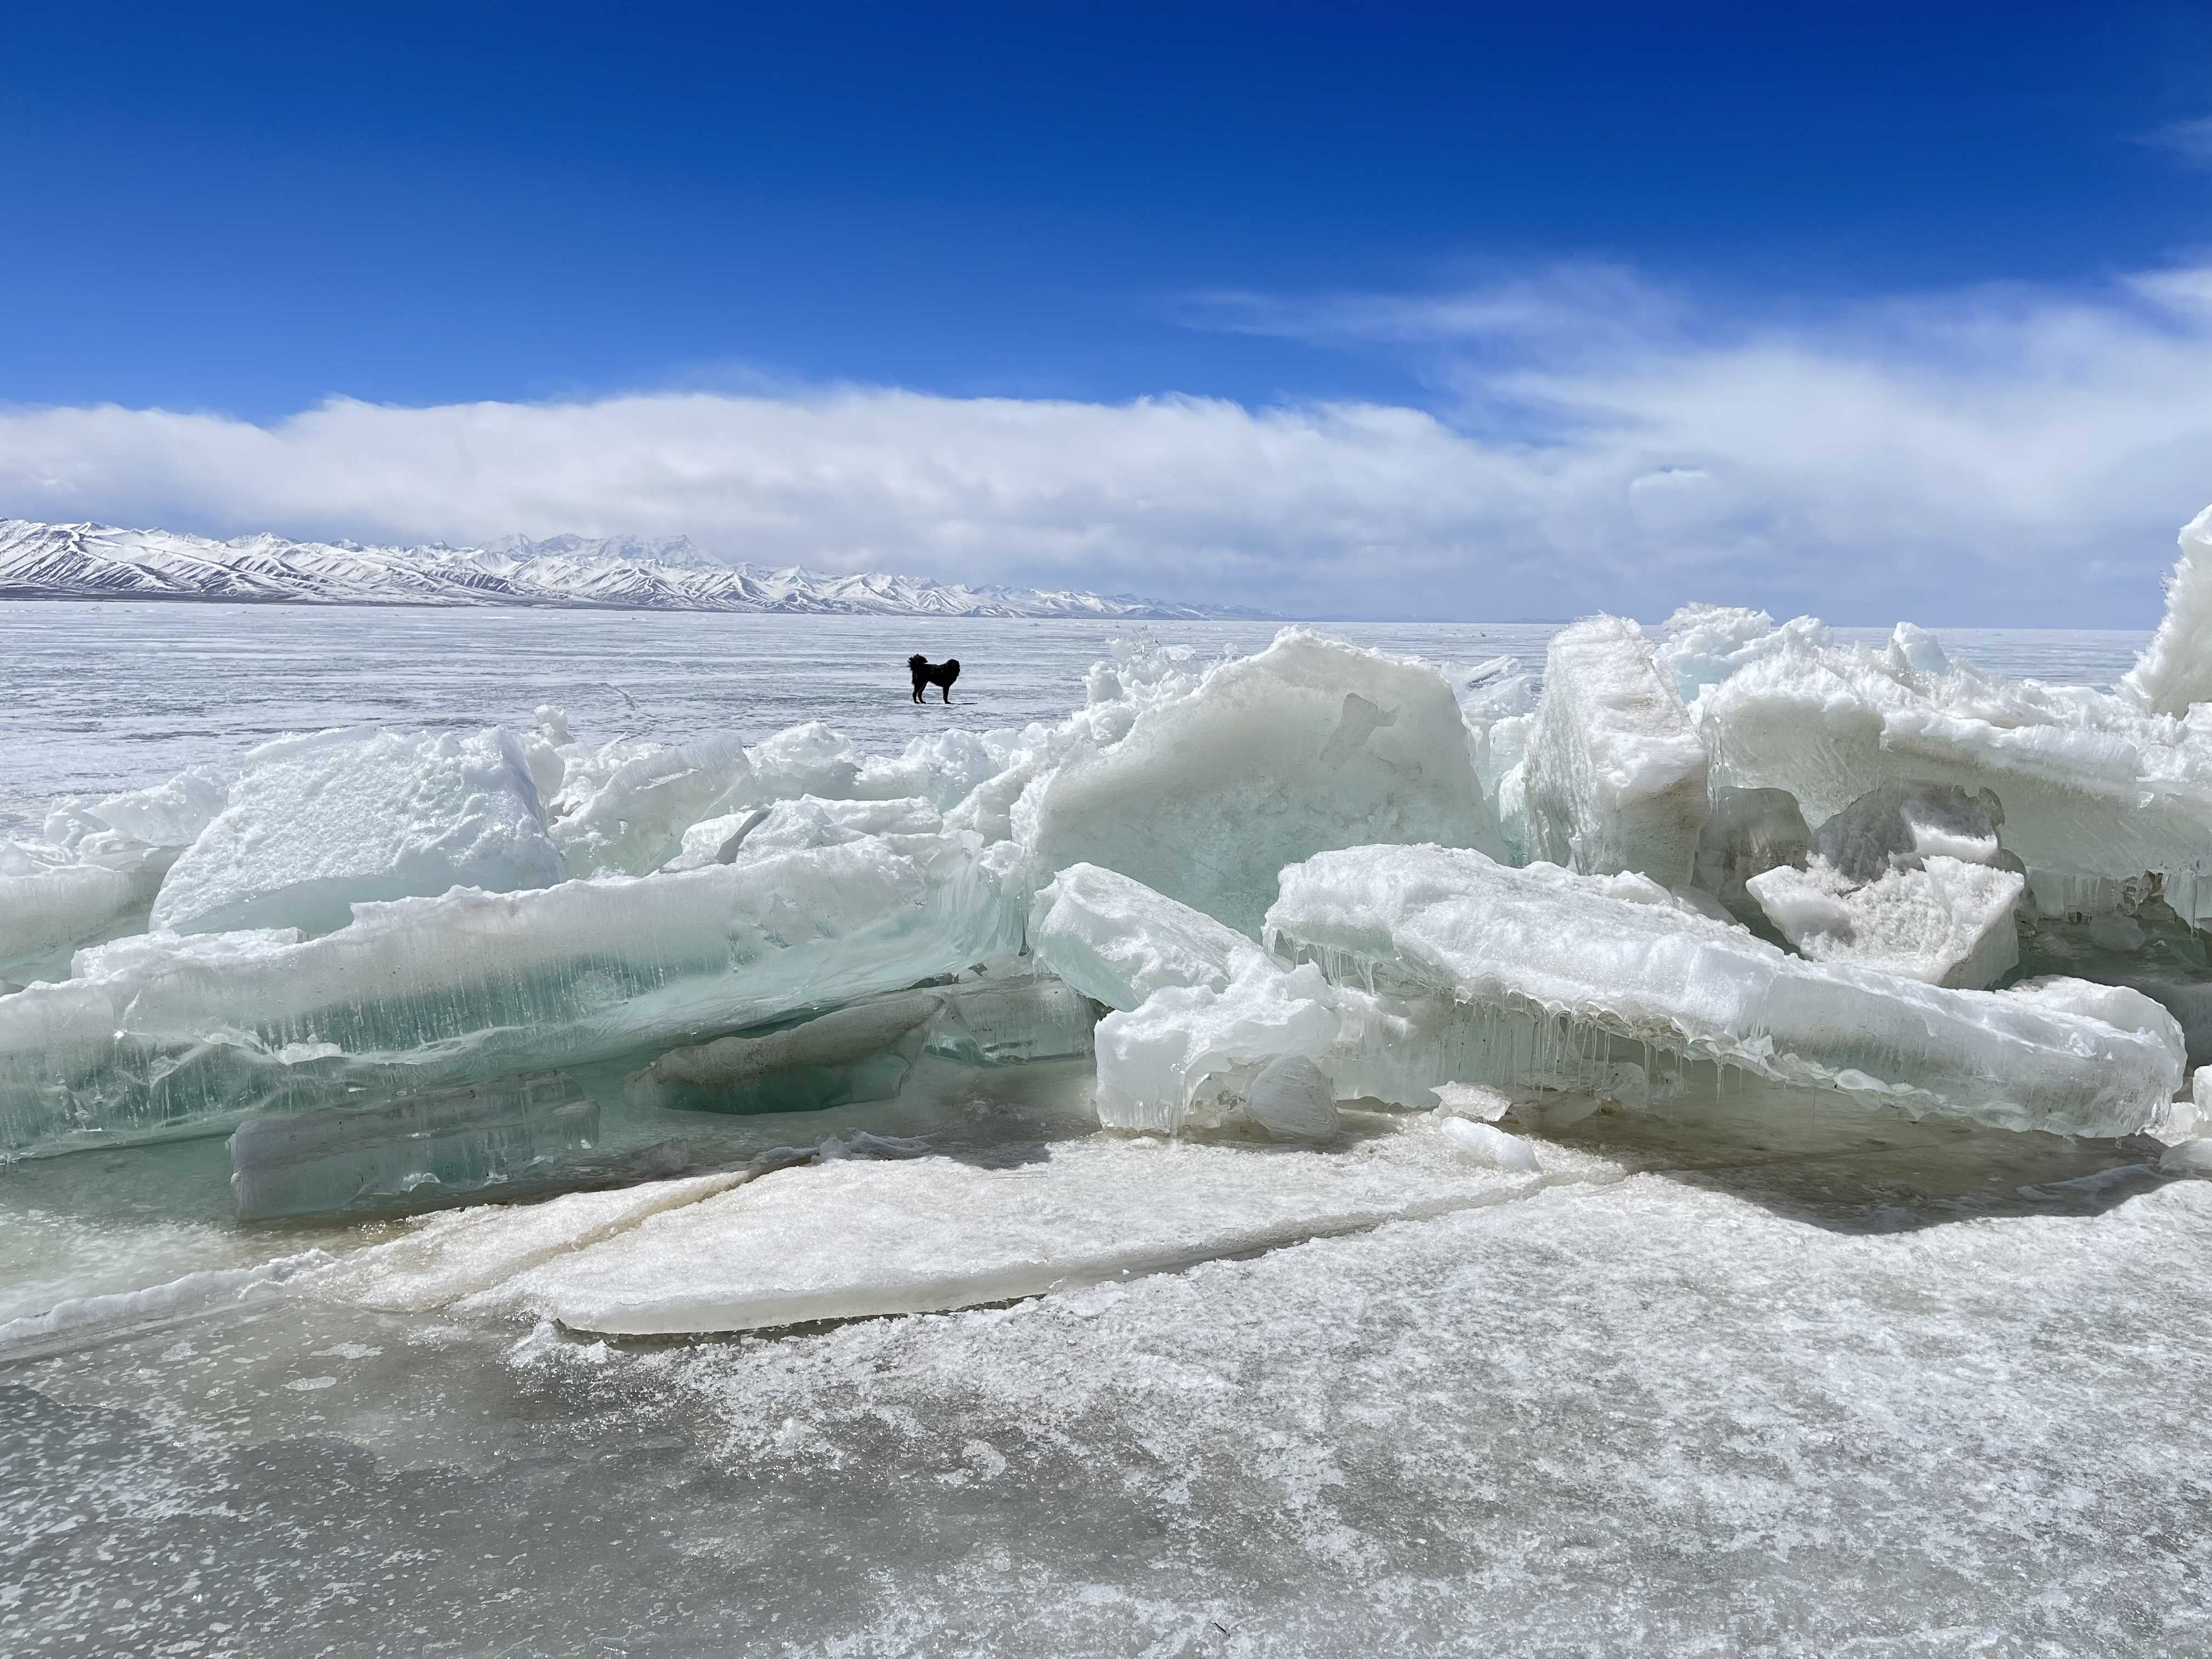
[3,3,2210,622]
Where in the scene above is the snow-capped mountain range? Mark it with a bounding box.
[0,518,1263,620]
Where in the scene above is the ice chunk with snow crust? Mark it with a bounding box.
[1023,629,1503,936]
[1523,615,1709,884]
[1265,844,2183,1137]
[152,726,562,936]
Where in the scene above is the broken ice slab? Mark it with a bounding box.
[1521,614,1709,885]
[625,993,947,1114]
[927,973,1100,1065]
[0,837,1020,1155]
[229,1070,598,1222]
[1023,628,1505,937]
[153,725,563,937]
[436,1128,1622,1335]
[1030,861,1252,1010]
[1264,844,2185,1138]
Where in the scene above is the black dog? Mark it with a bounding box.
[909,654,960,704]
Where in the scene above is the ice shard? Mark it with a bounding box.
[1522,614,1709,884]
[0,837,1019,1154]
[1023,629,1503,936]
[229,1070,599,1221]
[1265,844,2184,1137]
[151,725,563,936]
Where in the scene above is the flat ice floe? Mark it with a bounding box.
[305,1120,1623,1334]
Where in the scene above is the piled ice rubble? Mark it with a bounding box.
[1034,862,1345,1136]
[1,766,228,972]
[1266,844,2183,1138]
[152,726,563,935]
[1667,599,2212,928]
[19,509,2212,1197]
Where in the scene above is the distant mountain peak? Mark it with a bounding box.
[0,518,1268,620]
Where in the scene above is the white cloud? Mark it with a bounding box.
[2,263,2209,625]
[2143,115,2212,170]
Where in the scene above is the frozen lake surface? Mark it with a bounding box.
[0,599,2150,819]
[2,601,2203,1656]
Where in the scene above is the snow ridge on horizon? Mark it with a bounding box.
[0,518,1265,621]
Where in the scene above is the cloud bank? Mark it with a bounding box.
[4,264,2209,624]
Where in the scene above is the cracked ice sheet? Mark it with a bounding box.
[10,1133,2209,1657]
[315,1120,1628,1334]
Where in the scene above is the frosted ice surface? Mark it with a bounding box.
[151,725,562,936]
[228,1070,598,1221]
[1522,614,1709,883]
[1267,844,2184,1136]
[85,764,230,848]
[447,1126,1618,1335]
[624,992,947,1114]
[1024,628,1503,935]
[2121,503,2212,716]
[0,838,1018,1152]
[1747,855,2024,989]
